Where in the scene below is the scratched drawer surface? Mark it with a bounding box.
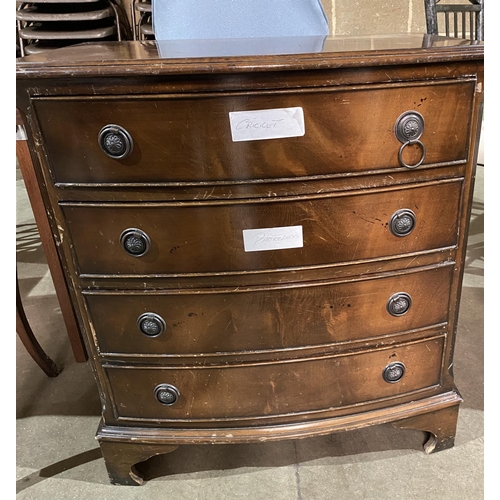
[61,180,461,277]
[86,265,453,357]
[104,336,444,423]
[34,81,473,185]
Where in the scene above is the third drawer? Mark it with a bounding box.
[85,265,453,356]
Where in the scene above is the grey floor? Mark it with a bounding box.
[16,142,484,499]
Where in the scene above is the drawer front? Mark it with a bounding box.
[62,181,461,276]
[35,81,473,184]
[86,265,453,356]
[104,337,444,422]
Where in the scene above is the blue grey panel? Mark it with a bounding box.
[155,36,327,58]
[152,0,329,40]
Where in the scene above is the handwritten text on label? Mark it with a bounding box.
[243,226,304,252]
[229,107,305,142]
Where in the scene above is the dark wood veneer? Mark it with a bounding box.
[61,180,462,276]
[34,80,473,184]
[104,336,445,423]
[16,35,483,485]
[85,264,453,356]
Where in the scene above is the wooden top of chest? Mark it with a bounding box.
[16,34,483,79]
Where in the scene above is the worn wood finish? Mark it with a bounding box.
[80,250,458,290]
[85,265,453,356]
[15,36,483,79]
[61,180,462,276]
[16,35,483,485]
[103,337,444,424]
[96,390,462,483]
[33,81,473,184]
[391,404,461,453]
[99,440,178,486]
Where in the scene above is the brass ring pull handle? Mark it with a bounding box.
[394,111,426,169]
[154,384,180,406]
[389,209,416,237]
[386,292,412,317]
[398,140,427,169]
[119,228,151,257]
[98,124,133,159]
[137,313,166,337]
[382,362,406,383]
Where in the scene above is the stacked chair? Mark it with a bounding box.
[131,0,153,40]
[16,0,131,57]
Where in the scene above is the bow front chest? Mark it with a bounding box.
[16,35,484,485]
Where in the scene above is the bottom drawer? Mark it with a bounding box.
[105,336,444,424]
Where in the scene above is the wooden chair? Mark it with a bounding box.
[16,272,60,377]
[16,111,88,365]
[424,0,484,41]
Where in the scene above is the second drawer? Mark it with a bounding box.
[61,180,462,276]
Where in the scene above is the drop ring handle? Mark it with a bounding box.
[398,140,427,169]
[394,111,426,169]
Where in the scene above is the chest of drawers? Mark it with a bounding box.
[16,35,484,485]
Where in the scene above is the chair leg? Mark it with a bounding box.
[16,274,60,378]
[16,128,87,363]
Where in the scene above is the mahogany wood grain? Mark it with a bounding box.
[16,36,483,484]
[33,81,473,185]
[61,180,462,276]
[103,336,444,423]
[15,36,484,79]
[391,404,460,453]
[79,250,457,290]
[99,441,178,486]
[85,265,453,357]
[96,391,461,484]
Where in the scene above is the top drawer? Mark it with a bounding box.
[33,81,474,185]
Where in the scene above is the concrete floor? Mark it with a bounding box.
[16,151,484,498]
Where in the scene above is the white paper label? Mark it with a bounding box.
[243,225,303,252]
[229,107,305,142]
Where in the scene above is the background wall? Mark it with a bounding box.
[119,0,475,38]
[321,0,426,35]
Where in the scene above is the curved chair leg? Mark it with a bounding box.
[16,274,60,377]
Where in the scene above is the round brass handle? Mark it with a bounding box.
[137,313,166,337]
[382,362,406,383]
[119,228,151,257]
[395,111,425,143]
[387,292,412,317]
[398,140,426,169]
[154,384,180,406]
[394,111,426,169]
[98,124,133,159]
[389,209,416,237]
